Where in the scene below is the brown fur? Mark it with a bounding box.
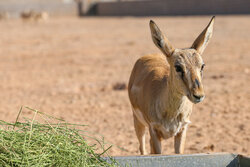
[128,17,215,155]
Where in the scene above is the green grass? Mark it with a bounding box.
[0,107,119,167]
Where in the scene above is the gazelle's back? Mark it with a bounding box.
[128,53,170,124]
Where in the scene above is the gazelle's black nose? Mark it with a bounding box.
[193,94,205,103]
[193,94,202,99]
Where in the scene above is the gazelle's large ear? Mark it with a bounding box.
[191,16,215,55]
[149,20,175,57]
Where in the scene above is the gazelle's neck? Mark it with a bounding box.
[162,70,193,120]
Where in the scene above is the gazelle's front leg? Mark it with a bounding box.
[174,125,188,154]
[149,126,162,154]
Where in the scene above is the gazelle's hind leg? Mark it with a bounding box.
[133,113,147,155]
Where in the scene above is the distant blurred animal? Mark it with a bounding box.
[128,17,215,155]
[34,11,49,21]
[20,10,36,20]
[20,10,49,21]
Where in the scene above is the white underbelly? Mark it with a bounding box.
[151,119,191,139]
[132,107,191,139]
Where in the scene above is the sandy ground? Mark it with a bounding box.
[0,15,249,156]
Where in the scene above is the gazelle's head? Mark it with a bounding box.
[150,17,215,104]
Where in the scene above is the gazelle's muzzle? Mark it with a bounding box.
[188,77,205,103]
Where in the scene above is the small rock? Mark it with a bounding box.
[126,41,135,46]
[211,74,224,79]
[196,132,203,137]
[203,144,215,151]
[238,124,245,130]
[113,82,127,91]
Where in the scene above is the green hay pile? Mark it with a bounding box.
[0,107,118,167]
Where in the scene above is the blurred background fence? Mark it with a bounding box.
[0,0,249,17]
[0,0,76,17]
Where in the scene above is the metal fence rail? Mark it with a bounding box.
[105,153,250,167]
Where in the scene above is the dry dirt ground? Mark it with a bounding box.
[0,16,249,156]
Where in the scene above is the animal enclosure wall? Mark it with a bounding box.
[94,0,250,16]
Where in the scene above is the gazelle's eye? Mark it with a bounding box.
[175,65,183,73]
[200,64,205,78]
[201,64,205,71]
[175,65,184,78]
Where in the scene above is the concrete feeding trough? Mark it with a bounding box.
[105,153,250,167]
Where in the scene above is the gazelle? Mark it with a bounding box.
[20,10,49,21]
[128,17,215,155]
